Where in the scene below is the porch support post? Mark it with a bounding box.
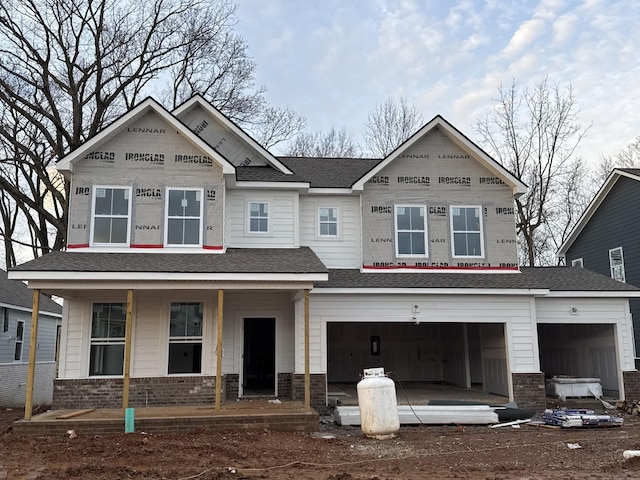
[24,289,40,420]
[122,289,134,412]
[304,289,311,412]
[215,289,224,413]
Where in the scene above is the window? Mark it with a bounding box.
[395,205,427,256]
[91,186,131,245]
[609,247,626,282]
[319,207,338,237]
[166,188,203,246]
[89,303,126,376]
[571,258,584,268]
[451,206,484,257]
[248,202,269,233]
[14,320,24,361]
[168,302,203,374]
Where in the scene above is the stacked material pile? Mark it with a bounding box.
[542,408,623,428]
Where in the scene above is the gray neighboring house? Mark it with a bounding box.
[559,168,640,361]
[0,269,63,407]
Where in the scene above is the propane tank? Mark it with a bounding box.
[357,367,400,439]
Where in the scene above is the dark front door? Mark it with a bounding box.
[243,318,276,396]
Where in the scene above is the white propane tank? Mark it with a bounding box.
[357,367,400,439]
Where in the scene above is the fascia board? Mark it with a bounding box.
[23,281,319,292]
[232,181,310,190]
[56,98,236,175]
[541,291,640,298]
[173,95,294,175]
[352,115,527,196]
[307,188,358,195]
[557,169,640,255]
[312,288,549,295]
[11,272,328,282]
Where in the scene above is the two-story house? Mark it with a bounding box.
[559,168,640,363]
[9,96,640,413]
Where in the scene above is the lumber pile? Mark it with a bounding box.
[334,405,499,426]
[542,408,623,428]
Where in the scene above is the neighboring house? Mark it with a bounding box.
[559,168,640,360]
[0,269,62,407]
[9,96,640,412]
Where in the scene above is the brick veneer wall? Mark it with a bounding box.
[511,373,546,410]
[224,374,239,401]
[291,373,327,409]
[0,362,56,408]
[623,371,640,402]
[278,373,292,398]
[53,376,221,409]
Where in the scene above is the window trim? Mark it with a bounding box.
[450,205,485,258]
[394,204,428,258]
[167,301,204,375]
[89,185,133,247]
[317,206,340,239]
[14,320,24,362]
[247,201,270,234]
[89,302,126,377]
[164,187,204,247]
[571,258,584,268]
[609,246,626,282]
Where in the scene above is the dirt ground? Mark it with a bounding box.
[2,407,640,480]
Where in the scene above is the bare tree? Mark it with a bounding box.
[475,79,590,266]
[285,127,361,158]
[0,0,292,268]
[249,106,307,150]
[363,97,424,157]
[594,136,640,184]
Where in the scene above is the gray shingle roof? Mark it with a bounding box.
[0,269,62,314]
[10,248,328,274]
[319,267,640,292]
[235,157,381,188]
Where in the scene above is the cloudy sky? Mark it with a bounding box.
[235,0,639,166]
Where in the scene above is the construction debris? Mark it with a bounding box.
[334,405,500,426]
[542,408,623,428]
[616,399,640,415]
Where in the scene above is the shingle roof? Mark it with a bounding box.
[10,248,328,274]
[319,266,640,292]
[235,157,382,188]
[0,269,62,314]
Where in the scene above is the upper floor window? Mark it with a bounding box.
[609,247,626,282]
[168,302,203,374]
[91,186,131,246]
[166,188,203,246]
[14,320,24,361]
[451,206,484,258]
[89,303,126,376]
[319,207,339,238]
[395,205,427,257]
[571,258,584,268]
[248,202,269,233]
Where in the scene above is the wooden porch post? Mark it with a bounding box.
[24,289,40,420]
[304,289,311,411]
[122,289,134,412]
[215,289,224,413]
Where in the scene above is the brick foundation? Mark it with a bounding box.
[623,371,640,402]
[511,372,546,410]
[292,373,327,409]
[224,374,239,401]
[278,373,292,398]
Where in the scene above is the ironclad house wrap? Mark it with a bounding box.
[10,96,640,414]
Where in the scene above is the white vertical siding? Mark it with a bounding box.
[225,190,299,247]
[299,195,361,268]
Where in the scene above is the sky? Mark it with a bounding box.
[234,0,640,166]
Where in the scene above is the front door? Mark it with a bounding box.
[242,318,276,396]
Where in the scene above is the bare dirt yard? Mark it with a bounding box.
[2,407,640,480]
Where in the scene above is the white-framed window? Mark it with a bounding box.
[14,320,24,361]
[89,303,126,376]
[609,247,626,282]
[571,258,584,268]
[91,186,132,246]
[318,207,339,238]
[166,188,203,246]
[168,302,203,374]
[248,201,269,233]
[395,205,427,257]
[451,205,484,258]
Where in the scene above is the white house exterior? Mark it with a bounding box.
[9,95,640,411]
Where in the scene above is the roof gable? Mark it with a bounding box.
[173,95,293,175]
[56,97,236,176]
[352,115,527,195]
[558,168,640,256]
